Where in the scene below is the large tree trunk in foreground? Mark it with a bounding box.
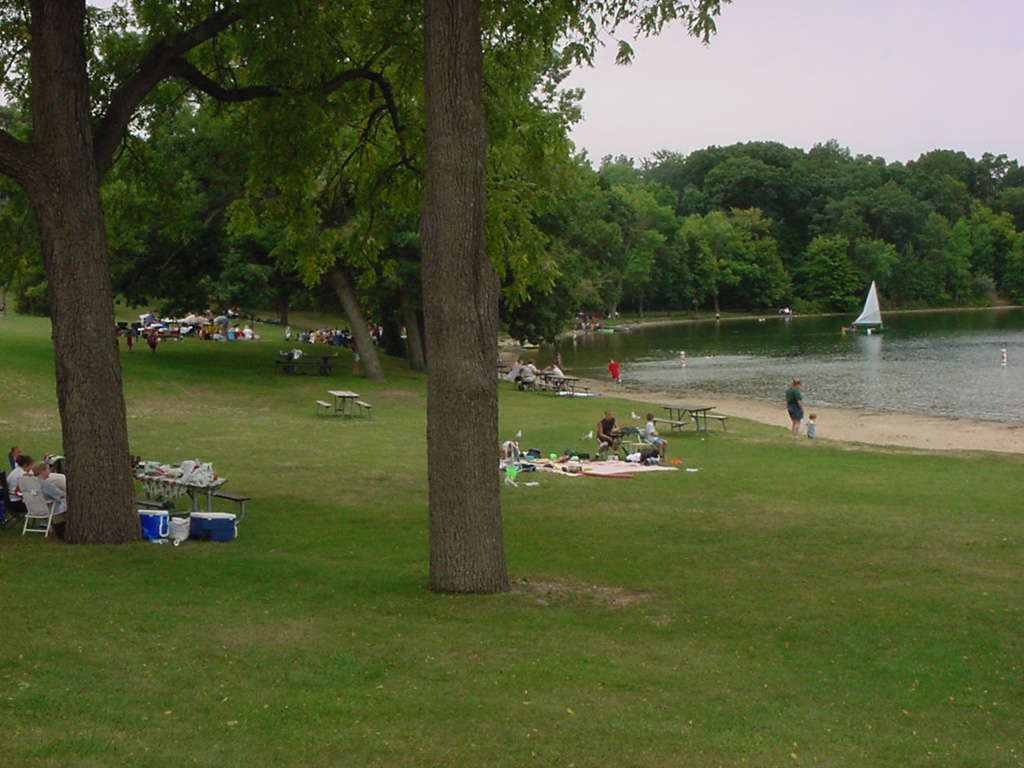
[326,265,385,382]
[25,0,137,543]
[420,0,507,593]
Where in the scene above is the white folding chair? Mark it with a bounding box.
[18,476,57,536]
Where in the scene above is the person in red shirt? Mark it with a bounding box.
[608,359,620,385]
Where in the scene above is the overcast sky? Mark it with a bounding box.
[563,0,1024,165]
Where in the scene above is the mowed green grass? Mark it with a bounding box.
[2,313,1023,767]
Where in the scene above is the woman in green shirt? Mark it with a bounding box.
[786,379,804,437]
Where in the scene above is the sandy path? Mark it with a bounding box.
[578,378,1024,454]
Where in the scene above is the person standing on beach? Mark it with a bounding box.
[608,359,620,385]
[786,379,804,436]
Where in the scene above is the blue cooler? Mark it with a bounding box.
[189,511,236,541]
[138,509,169,540]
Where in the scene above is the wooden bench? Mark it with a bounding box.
[701,413,729,431]
[355,400,373,418]
[653,417,689,433]
[136,497,173,510]
[315,399,333,416]
[212,491,249,522]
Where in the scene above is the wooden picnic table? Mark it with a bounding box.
[327,389,361,417]
[656,404,718,434]
[538,372,582,394]
[277,353,338,375]
[134,468,226,513]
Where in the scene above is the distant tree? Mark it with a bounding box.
[999,234,1024,304]
[849,238,898,289]
[717,207,789,310]
[677,210,736,312]
[965,203,1017,288]
[992,186,1024,232]
[798,235,860,311]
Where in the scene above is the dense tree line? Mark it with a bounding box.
[555,141,1024,327]
[91,135,1024,344]
[7,22,1023,345]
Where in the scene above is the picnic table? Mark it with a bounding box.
[655,404,720,434]
[277,353,338,376]
[535,372,590,397]
[134,466,227,513]
[327,389,361,417]
[538,371,577,393]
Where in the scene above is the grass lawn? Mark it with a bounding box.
[2,313,1023,767]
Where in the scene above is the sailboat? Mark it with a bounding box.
[844,281,886,335]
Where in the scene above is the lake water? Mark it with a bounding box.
[553,308,1024,423]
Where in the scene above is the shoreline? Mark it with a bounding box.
[578,377,1024,455]
[555,303,1023,339]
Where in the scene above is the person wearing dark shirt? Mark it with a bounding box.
[786,379,804,437]
[596,410,620,459]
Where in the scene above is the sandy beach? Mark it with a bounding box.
[578,377,1024,455]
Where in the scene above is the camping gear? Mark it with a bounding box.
[168,516,190,544]
[190,511,237,541]
[138,509,169,540]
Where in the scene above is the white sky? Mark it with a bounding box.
[563,0,1024,164]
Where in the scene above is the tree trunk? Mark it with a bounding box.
[379,316,406,359]
[27,0,137,543]
[325,265,385,382]
[400,290,427,371]
[421,0,507,593]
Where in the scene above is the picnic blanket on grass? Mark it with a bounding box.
[535,458,679,478]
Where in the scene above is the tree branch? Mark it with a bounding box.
[0,128,40,191]
[94,2,250,175]
[93,2,407,178]
[321,67,404,135]
[165,57,280,102]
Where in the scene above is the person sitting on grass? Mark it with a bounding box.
[596,410,621,460]
[644,413,668,459]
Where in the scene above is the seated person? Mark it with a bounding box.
[596,410,621,459]
[645,413,668,459]
[505,357,524,388]
[28,461,66,517]
[519,359,539,391]
[543,364,564,377]
[543,364,567,391]
[5,453,33,518]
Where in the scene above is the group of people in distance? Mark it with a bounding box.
[4,445,67,531]
[595,409,668,461]
[116,308,268,351]
[506,356,568,392]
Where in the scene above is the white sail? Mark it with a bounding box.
[852,281,883,327]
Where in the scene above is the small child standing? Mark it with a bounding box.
[806,413,817,439]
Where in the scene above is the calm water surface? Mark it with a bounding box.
[553,308,1024,423]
